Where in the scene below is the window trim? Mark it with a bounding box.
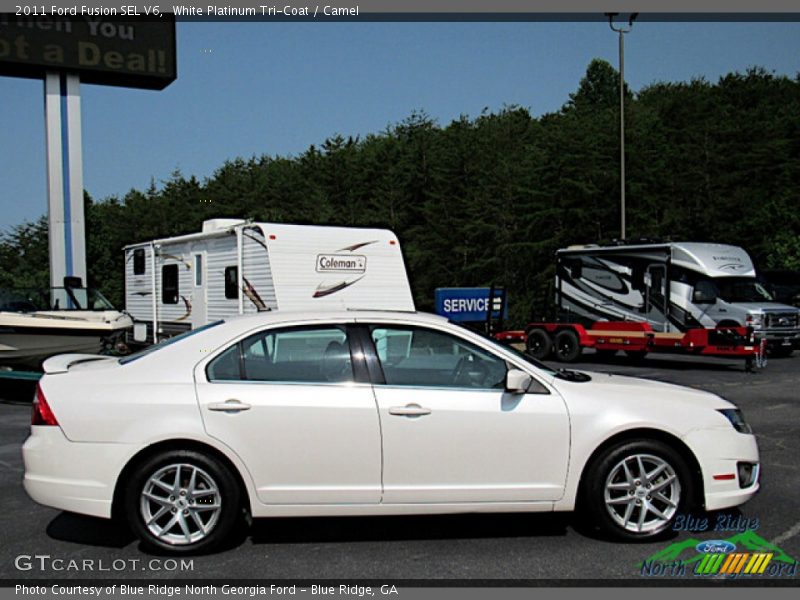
[205,323,369,385]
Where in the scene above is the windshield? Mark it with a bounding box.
[0,287,116,311]
[119,321,225,365]
[713,278,774,303]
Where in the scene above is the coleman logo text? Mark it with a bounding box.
[316,254,367,273]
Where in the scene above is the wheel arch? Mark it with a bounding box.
[716,320,742,328]
[576,427,705,511]
[111,439,253,521]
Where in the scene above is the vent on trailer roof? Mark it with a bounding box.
[202,219,247,233]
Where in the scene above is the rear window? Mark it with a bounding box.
[119,321,224,365]
[133,249,146,275]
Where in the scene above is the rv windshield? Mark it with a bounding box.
[713,278,774,303]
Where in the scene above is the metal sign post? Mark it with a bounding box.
[1,15,176,292]
[44,71,86,289]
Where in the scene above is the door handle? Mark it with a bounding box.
[388,404,431,417]
[208,399,252,412]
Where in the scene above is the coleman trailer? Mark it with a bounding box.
[124,219,414,345]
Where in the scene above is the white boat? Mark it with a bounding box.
[0,287,133,370]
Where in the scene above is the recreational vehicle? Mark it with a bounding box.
[124,219,414,345]
[556,241,800,355]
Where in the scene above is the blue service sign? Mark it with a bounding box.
[435,287,508,322]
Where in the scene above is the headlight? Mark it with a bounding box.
[744,313,763,328]
[718,409,753,434]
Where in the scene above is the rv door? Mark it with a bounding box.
[191,252,208,328]
[645,264,668,332]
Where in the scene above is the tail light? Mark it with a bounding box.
[32,384,59,426]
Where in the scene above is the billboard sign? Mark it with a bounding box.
[0,15,176,89]
[435,287,508,322]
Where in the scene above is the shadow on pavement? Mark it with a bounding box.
[47,512,135,548]
[250,512,570,545]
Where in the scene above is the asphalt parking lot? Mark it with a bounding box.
[0,352,798,582]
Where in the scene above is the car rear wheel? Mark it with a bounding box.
[125,450,240,554]
[583,440,691,541]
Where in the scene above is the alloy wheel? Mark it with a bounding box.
[603,453,681,534]
[139,463,222,545]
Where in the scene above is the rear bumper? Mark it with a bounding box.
[682,429,760,512]
[23,427,136,519]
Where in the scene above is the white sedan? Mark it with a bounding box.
[23,310,759,553]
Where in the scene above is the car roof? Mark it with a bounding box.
[216,309,447,333]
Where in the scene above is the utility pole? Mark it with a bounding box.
[606,12,637,241]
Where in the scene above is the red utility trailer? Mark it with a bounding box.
[494,321,766,371]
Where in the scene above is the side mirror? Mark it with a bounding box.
[505,369,532,394]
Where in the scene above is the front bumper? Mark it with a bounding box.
[755,329,800,348]
[23,426,136,519]
[682,428,760,512]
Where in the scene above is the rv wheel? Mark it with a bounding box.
[526,329,552,359]
[554,330,582,362]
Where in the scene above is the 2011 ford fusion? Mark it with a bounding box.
[23,311,759,553]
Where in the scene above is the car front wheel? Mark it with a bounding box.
[583,440,691,541]
[125,450,241,553]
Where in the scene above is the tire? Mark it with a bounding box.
[125,450,241,554]
[553,329,582,362]
[526,329,552,360]
[767,345,793,358]
[582,439,692,541]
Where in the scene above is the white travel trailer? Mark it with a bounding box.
[556,241,800,354]
[124,219,414,344]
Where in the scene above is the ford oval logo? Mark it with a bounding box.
[696,540,736,554]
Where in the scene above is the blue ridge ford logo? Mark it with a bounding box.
[696,540,737,554]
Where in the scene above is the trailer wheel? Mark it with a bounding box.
[526,329,552,360]
[553,330,582,362]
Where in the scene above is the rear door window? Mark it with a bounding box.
[207,326,354,384]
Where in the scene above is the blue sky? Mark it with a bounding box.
[2,20,800,232]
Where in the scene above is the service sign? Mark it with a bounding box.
[0,14,176,89]
[435,287,508,322]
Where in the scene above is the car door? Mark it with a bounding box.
[361,323,570,504]
[194,323,382,505]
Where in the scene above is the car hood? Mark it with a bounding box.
[733,302,799,313]
[551,370,734,411]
